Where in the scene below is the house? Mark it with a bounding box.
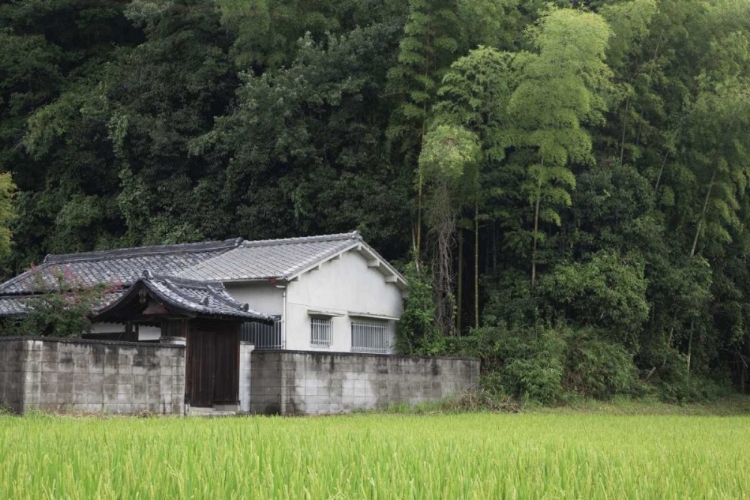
[0,232,407,354]
[0,233,483,416]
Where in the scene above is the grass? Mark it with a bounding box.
[1,410,749,499]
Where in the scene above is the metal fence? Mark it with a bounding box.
[351,320,392,354]
[310,318,332,347]
[241,320,282,349]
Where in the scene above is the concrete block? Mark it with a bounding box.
[56,383,73,396]
[57,361,74,374]
[103,389,118,403]
[40,387,58,401]
[117,383,133,395]
[26,349,42,363]
[116,403,133,414]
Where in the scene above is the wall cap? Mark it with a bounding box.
[0,336,185,349]
[251,349,478,362]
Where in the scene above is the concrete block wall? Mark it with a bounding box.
[250,350,480,415]
[0,340,26,413]
[0,337,186,415]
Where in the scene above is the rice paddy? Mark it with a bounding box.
[0,412,748,499]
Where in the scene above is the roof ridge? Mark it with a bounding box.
[144,271,250,312]
[143,271,223,288]
[44,238,244,264]
[241,231,361,248]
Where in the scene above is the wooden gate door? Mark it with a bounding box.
[187,328,216,407]
[186,321,240,408]
[213,324,240,405]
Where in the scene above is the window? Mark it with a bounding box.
[310,317,332,347]
[241,320,282,350]
[351,320,391,354]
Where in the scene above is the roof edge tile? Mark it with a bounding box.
[44,238,244,264]
[241,231,361,249]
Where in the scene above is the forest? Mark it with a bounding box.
[2,0,750,402]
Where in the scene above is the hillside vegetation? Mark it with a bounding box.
[3,0,750,401]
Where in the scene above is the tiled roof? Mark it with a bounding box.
[0,231,406,317]
[95,272,273,321]
[0,295,34,317]
[0,239,242,295]
[178,232,364,281]
[0,291,125,318]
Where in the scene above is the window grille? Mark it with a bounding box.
[351,320,391,354]
[310,317,332,347]
[241,320,282,349]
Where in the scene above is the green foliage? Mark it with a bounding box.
[0,173,17,260]
[14,267,116,337]
[541,251,649,344]
[419,125,479,183]
[462,322,642,402]
[3,0,750,401]
[562,327,643,399]
[397,262,446,355]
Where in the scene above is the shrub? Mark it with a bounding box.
[15,266,118,337]
[396,262,447,355]
[461,323,646,403]
[459,323,566,403]
[562,328,642,399]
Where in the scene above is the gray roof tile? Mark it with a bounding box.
[95,272,273,321]
[0,291,125,318]
[0,239,242,295]
[178,232,363,281]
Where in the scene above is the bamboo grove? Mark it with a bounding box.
[2,0,750,400]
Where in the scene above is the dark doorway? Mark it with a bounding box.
[186,321,240,408]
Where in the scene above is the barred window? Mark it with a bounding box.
[310,317,332,347]
[351,320,391,354]
[241,320,282,350]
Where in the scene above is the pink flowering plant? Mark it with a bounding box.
[17,265,121,337]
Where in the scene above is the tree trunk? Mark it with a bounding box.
[654,152,669,192]
[415,124,424,267]
[619,96,630,166]
[635,27,666,148]
[687,320,694,375]
[492,220,497,273]
[531,185,541,289]
[457,229,463,334]
[474,199,479,328]
[691,167,717,258]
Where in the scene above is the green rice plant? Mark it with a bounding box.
[0,413,748,499]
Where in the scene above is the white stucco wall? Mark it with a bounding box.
[284,250,403,353]
[90,322,161,341]
[239,341,254,412]
[224,282,284,316]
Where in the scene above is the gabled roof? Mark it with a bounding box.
[0,232,407,311]
[177,232,360,281]
[0,239,242,295]
[177,231,407,288]
[93,272,273,322]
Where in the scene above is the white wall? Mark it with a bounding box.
[239,342,254,412]
[90,322,161,341]
[284,251,403,353]
[224,282,284,316]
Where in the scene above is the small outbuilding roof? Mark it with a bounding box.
[93,271,273,323]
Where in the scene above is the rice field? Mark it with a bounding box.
[0,412,748,499]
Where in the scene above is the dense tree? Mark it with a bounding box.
[2,0,750,399]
